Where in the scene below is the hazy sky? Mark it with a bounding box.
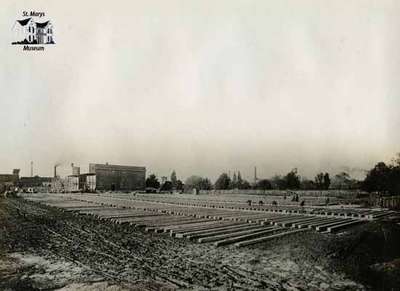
[1,0,399,181]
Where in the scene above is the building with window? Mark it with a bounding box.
[12,18,54,44]
[18,176,52,189]
[89,163,146,191]
[79,173,96,192]
[0,169,20,193]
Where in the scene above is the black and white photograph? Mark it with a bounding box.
[1,1,400,290]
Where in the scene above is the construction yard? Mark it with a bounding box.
[1,193,400,290]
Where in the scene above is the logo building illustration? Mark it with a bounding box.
[12,17,55,45]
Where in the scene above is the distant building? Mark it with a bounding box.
[72,166,80,175]
[89,163,146,191]
[18,176,52,188]
[0,169,20,192]
[50,173,96,193]
[78,173,96,192]
[0,169,20,181]
[0,169,19,184]
[65,176,79,192]
[50,177,64,193]
[69,164,95,192]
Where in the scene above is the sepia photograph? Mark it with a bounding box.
[1,1,400,290]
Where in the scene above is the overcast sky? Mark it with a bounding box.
[1,0,399,181]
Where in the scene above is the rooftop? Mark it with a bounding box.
[17,18,31,26]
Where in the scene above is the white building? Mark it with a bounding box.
[12,18,54,44]
[65,176,79,192]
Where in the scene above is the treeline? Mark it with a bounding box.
[145,168,360,192]
[361,153,400,195]
[144,153,400,196]
[201,169,360,191]
[145,170,184,192]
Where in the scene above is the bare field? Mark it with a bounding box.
[1,195,399,290]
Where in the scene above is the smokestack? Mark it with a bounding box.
[31,161,33,177]
[54,165,57,178]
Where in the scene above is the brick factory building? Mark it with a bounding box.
[18,176,52,188]
[89,163,146,191]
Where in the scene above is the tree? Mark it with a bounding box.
[285,168,301,190]
[362,153,400,196]
[388,165,400,195]
[314,173,324,190]
[315,172,331,190]
[389,153,400,195]
[240,180,251,189]
[300,179,316,190]
[233,172,237,187]
[362,162,391,194]
[184,175,203,192]
[271,175,287,190]
[230,172,238,189]
[256,179,272,191]
[199,178,213,190]
[331,172,351,190]
[214,173,231,190]
[146,174,160,189]
[160,181,173,192]
[323,173,331,190]
[233,171,250,189]
[170,170,177,188]
[176,180,184,191]
[237,171,243,187]
[184,176,212,192]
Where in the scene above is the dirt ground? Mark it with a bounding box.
[0,197,399,290]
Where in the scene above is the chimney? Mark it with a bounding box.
[54,165,57,178]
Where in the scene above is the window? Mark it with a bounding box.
[28,35,31,42]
